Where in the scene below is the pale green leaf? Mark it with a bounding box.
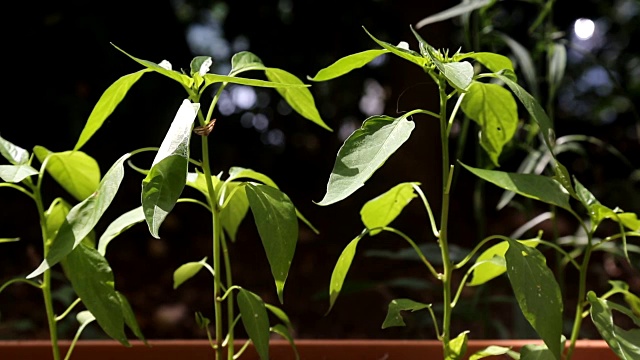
[469,239,540,286]
[360,182,418,235]
[308,49,389,82]
[97,206,145,256]
[34,146,101,201]
[462,52,515,76]
[520,344,555,360]
[173,257,208,289]
[0,164,38,183]
[270,324,300,360]
[588,291,640,359]
[203,73,309,90]
[446,331,470,360]
[363,27,426,67]
[469,345,513,360]
[327,235,364,313]
[0,135,29,165]
[229,51,265,75]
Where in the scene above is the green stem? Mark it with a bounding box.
[221,236,235,360]
[565,233,593,360]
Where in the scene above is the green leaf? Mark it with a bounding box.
[308,49,389,81]
[27,153,131,279]
[0,164,38,183]
[495,32,539,99]
[237,288,270,360]
[0,238,19,244]
[469,345,513,360]
[327,235,364,313]
[246,184,298,303]
[270,324,300,360]
[469,239,540,286]
[317,114,415,206]
[44,198,72,243]
[363,27,426,68]
[229,51,265,75]
[97,206,145,256]
[142,99,199,239]
[220,182,249,241]
[460,163,571,211]
[415,0,492,29]
[461,81,518,165]
[505,239,563,359]
[74,310,96,338]
[265,303,294,330]
[0,135,29,165]
[265,68,332,131]
[173,257,208,289]
[65,243,129,346]
[462,52,515,76]
[112,44,194,88]
[74,69,150,151]
[381,298,431,328]
[202,73,310,90]
[446,331,470,360]
[360,182,418,235]
[189,56,212,76]
[116,291,146,343]
[34,146,101,202]
[588,291,640,359]
[547,43,566,100]
[441,61,474,91]
[520,344,555,360]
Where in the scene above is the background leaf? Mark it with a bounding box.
[97,206,145,255]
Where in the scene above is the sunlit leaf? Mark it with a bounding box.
[173,257,208,289]
[229,51,265,75]
[317,114,415,206]
[446,331,470,360]
[462,52,515,77]
[469,345,513,360]
[0,134,29,165]
[112,44,194,88]
[237,288,270,360]
[0,164,38,183]
[469,239,540,286]
[415,0,492,29]
[34,146,101,202]
[363,27,426,67]
[308,49,389,81]
[381,298,431,328]
[97,206,145,255]
[327,235,364,313]
[360,182,418,235]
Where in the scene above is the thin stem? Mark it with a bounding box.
[232,340,252,360]
[177,198,212,212]
[221,235,236,360]
[0,277,41,294]
[380,226,439,279]
[55,298,82,322]
[219,285,241,302]
[411,184,439,239]
[565,232,594,360]
[454,234,510,269]
[426,305,441,340]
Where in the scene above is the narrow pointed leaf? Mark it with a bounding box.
[461,82,518,165]
[237,288,270,360]
[547,43,566,100]
[65,243,129,346]
[363,27,426,67]
[360,182,418,235]
[317,115,415,206]
[0,164,38,183]
[460,163,570,211]
[173,257,208,289]
[469,239,540,286]
[327,235,364,313]
[446,331,470,360]
[265,303,294,330]
[27,153,131,279]
[588,291,640,359]
[462,52,515,76]
[98,206,145,255]
[246,184,297,303]
[0,238,19,244]
[112,44,193,88]
[495,32,539,99]
[34,146,101,201]
[142,100,199,239]
[203,73,309,89]
[270,324,300,360]
[0,135,29,164]
[74,69,150,151]
[308,49,389,81]
[381,298,431,328]
[116,291,146,343]
[415,0,492,28]
[505,239,562,359]
[265,68,332,131]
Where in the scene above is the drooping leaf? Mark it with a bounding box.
[0,134,29,164]
[494,32,539,99]
[468,239,540,286]
[469,345,514,360]
[189,56,212,76]
[505,239,563,359]
[381,298,431,328]
[360,182,418,235]
[73,310,96,341]
[265,303,294,330]
[363,27,426,68]
[327,235,364,313]
[65,243,129,346]
[461,52,515,77]
[461,81,518,165]
[270,324,300,360]
[173,257,208,289]
[74,69,150,151]
[246,184,298,303]
[308,49,389,81]
[317,114,415,206]
[588,291,640,359]
[97,206,145,256]
[142,99,199,239]
[460,163,571,211]
[415,0,493,29]
[111,44,194,88]
[27,153,131,279]
[116,291,146,343]
[0,164,38,183]
[263,68,331,131]
[547,43,566,101]
[237,288,270,360]
[34,146,101,202]
[446,331,470,360]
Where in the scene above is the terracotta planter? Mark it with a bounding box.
[0,338,616,359]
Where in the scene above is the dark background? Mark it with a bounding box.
[1,0,639,342]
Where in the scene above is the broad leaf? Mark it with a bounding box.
[588,291,640,359]
[327,235,364,313]
[441,61,474,91]
[461,82,518,165]
[173,257,208,289]
[220,182,250,241]
[0,135,29,164]
[505,239,562,359]
[44,198,72,244]
[237,288,270,360]
[415,0,492,29]
[246,184,297,303]
[469,345,513,360]
[97,206,145,255]
[65,243,129,346]
[360,182,418,235]
[446,331,470,360]
[381,298,431,328]
[34,146,100,202]
[112,44,194,88]
[74,69,150,151]
[308,49,389,81]
[142,99,199,239]
[460,163,571,211]
[469,239,540,286]
[27,153,131,279]
[462,52,515,76]
[229,51,265,75]
[73,311,96,341]
[317,114,415,206]
[0,164,38,183]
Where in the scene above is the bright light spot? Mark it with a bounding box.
[252,113,269,132]
[359,78,386,116]
[574,18,595,40]
[231,86,257,110]
[217,91,235,116]
[264,129,285,146]
[338,117,359,142]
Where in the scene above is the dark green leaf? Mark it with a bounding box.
[270,324,300,360]
[34,146,101,201]
[462,52,515,76]
[363,27,426,67]
[547,43,566,100]
[116,291,146,344]
[520,344,556,360]
[360,182,418,235]
[229,51,265,75]
[189,56,212,76]
[494,32,539,99]
[381,298,431,328]
[308,49,389,82]
[237,288,270,360]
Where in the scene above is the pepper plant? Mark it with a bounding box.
[310,25,639,360]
